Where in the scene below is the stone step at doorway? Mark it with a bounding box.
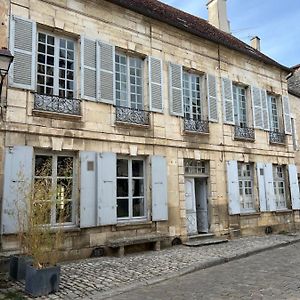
[184,233,228,247]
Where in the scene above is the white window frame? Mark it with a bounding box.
[273,165,287,210]
[33,152,77,227]
[116,157,147,222]
[115,52,144,109]
[37,30,76,98]
[238,163,255,213]
[268,94,280,132]
[233,84,248,128]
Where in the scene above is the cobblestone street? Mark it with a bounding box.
[1,234,300,300]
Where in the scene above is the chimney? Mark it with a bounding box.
[250,36,261,51]
[207,0,230,33]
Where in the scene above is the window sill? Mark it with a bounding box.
[239,211,260,217]
[275,209,292,214]
[115,121,150,129]
[33,109,82,121]
[183,130,209,135]
[115,220,152,231]
[50,225,80,233]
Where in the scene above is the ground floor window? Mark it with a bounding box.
[273,165,287,210]
[116,158,145,220]
[238,163,255,212]
[34,153,75,225]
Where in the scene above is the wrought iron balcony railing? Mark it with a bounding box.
[34,94,81,116]
[234,126,255,141]
[269,131,285,145]
[184,118,209,134]
[115,106,150,126]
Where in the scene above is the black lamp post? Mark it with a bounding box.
[0,48,14,99]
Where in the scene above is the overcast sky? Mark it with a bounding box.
[161,0,300,68]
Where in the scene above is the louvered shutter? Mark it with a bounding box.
[207,74,218,122]
[151,156,168,221]
[256,163,267,212]
[9,16,36,90]
[80,152,97,228]
[226,160,240,215]
[98,41,115,104]
[282,95,292,134]
[2,146,33,234]
[222,78,234,124]
[261,89,269,131]
[149,57,163,112]
[81,37,97,101]
[97,152,117,225]
[169,63,183,116]
[264,163,276,211]
[251,86,263,129]
[288,164,300,210]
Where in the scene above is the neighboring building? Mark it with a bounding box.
[0,0,299,258]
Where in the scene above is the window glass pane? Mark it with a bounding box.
[132,179,144,197]
[132,160,143,177]
[35,155,52,176]
[56,200,72,223]
[117,159,128,177]
[133,198,144,217]
[115,53,127,107]
[34,178,52,201]
[117,179,128,197]
[57,156,73,177]
[117,199,129,218]
[32,202,51,225]
[57,178,73,200]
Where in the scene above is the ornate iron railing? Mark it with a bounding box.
[115,106,150,126]
[184,118,209,134]
[34,94,81,116]
[269,131,285,145]
[234,126,255,141]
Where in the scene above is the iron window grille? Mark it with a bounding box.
[115,106,150,126]
[269,131,285,145]
[184,118,209,134]
[234,126,255,141]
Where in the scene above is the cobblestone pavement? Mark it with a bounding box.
[1,234,300,300]
[108,241,300,300]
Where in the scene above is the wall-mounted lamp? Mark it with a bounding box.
[0,48,14,99]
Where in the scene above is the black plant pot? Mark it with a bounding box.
[25,264,61,297]
[9,255,33,281]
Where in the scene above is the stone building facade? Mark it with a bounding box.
[0,0,299,259]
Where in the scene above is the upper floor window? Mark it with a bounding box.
[183,71,203,120]
[37,32,75,98]
[115,53,143,109]
[268,95,280,132]
[273,165,287,210]
[233,84,247,128]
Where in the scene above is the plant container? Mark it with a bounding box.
[9,255,33,281]
[25,264,61,297]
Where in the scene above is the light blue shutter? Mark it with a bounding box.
[169,63,183,116]
[226,160,240,215]
[257,163,267,212]
[264,163,276,211]
[222,78,234,124]
[98,41,115,104]
[149,57,163,112]
[251,86,263,129]
[207,74,218,122]
[9,16,36,90]
[282,96,292,134]
[97,152,117,225]
[261,89,269,131]
[80,152,97,228]
[81,37,97,101]
[151,156,168,221]
[2,146,33,234]
[288,164,300,210]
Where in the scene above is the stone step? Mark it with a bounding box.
[184,238,228,247]
[188,233,215,241]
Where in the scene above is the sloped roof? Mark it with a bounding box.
[106,0,291,72]
[288,66,300,97]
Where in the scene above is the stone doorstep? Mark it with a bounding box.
[183,238,228,247]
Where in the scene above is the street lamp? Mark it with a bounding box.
[0,48,14,99]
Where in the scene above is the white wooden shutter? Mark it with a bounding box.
[207,74,218,122]
[80,152,97,228]
[261,89,269,131]
[151,156,168,221]
[251,86,263,129]
[9,16,36,90]
[97,152,117,225]
[222,78,234,124]
[81,37,97,101]
[256,163,267,212]
[264,163,276,211]
[282,95,292,134]
[2,146,33,234]
[98,41,115,104]
[288,164,300,210]
[226,160,240,215]
[149,57,163,113]
[169,63,183,116]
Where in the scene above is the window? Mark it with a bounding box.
[34,154,75,225]
[115,53,143,109]
[233,85,247,127]
[268,95,280,132]
[37,32,75,98]
[116,158,146,220]
[183,71,203,120]
[238,163,255,212]
[184,159,208,175]
[273,165,287,210]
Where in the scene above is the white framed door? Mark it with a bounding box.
[185,178,197,235]
[195,179,209,233]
